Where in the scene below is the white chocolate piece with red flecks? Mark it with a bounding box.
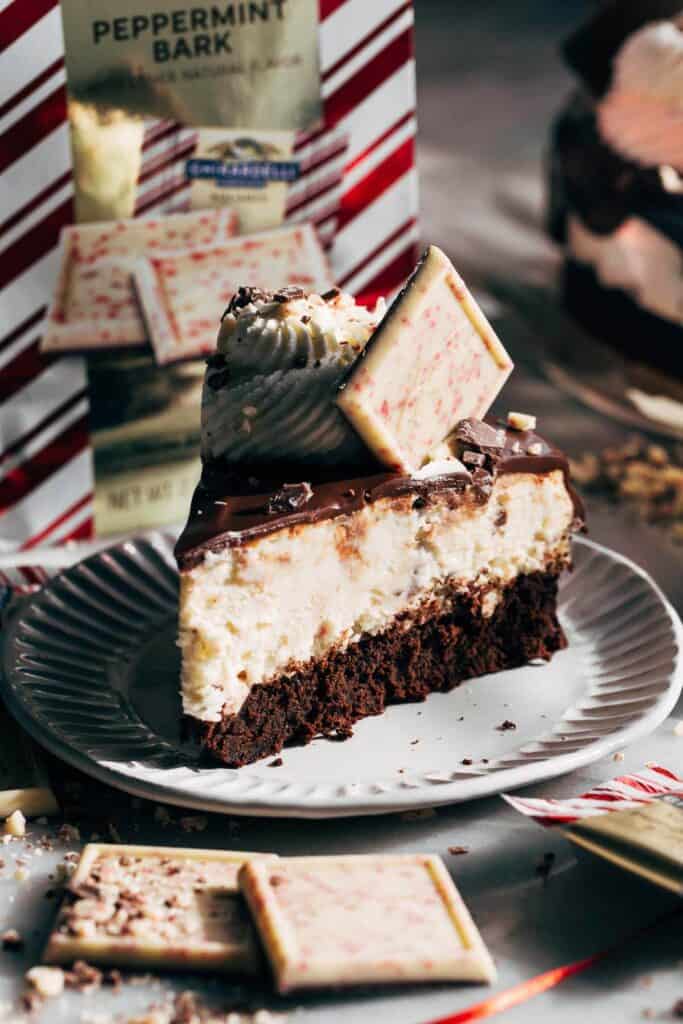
[239,854,496,993]
[134,223,334,365]
[337,245,513,472]
[41,208,238,354]
[44,844,276,974]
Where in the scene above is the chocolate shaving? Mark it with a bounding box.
[272,285,306,302]
[462,450,486,467]
[266,481,313,516]
[471,468,493,503]
[223,286,272,316]
[497,719,517,731]
[205,352,226,369]
[456,419,505,453]
[207,367,230,391]
[321,287,341,302]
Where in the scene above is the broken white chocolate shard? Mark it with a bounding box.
[44,844,276,974]
[0,705,58,818]
[239,854,496,994]
[337,245,513,472]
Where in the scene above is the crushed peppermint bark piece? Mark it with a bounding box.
[44,843,276,974]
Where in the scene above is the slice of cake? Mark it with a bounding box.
[548,3,683,379]
[176,250,583,767]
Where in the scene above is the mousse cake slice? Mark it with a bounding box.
[175,250,584,767]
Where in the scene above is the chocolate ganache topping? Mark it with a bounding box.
[201,287,386,470]
[175,418,584,569]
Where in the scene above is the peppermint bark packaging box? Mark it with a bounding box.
[0,0,419,545]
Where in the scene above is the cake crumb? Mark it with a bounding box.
[21,989,43,1013]
[448,846,469,856]
[1,929,23,951]
[3,810,26,837]
[400,808,436,823]
[268,758,284,768]
[154,806,173,826]
[26,965,65,998]
[57,823,81,843]
[497,720,517,732]
[613,751,625,761]
[535,852,555,883]
[507,411,536,431]
[65,960,103,993]
[179,815,208,833]
[570,435,683,542]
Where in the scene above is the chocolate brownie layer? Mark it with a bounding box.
[188,569,566,767]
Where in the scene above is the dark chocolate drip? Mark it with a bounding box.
[175,420,584,570]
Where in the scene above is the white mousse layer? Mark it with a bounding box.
[568,214,683,326]
[179,470,575,722]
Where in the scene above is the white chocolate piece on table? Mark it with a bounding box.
[4,809,26,836]
[239,854,496,994]
[44,844,276,974]
[0,705,58,818]
[337,245,513,472]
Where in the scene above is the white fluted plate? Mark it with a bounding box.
[1,534,681,818]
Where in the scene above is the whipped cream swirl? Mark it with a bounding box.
[598,20,683,171]
[202,287,386,466]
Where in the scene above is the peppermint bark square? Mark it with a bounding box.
[239,854,496,993]
[44,843,276,974]
[337,245,513,472]
[134,223,334,364]
[41,208,238,354]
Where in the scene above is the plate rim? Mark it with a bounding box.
[1,534,681,819]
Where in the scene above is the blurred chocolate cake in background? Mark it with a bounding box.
[548,1,683,380]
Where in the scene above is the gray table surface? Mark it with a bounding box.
[1,2,682,1022]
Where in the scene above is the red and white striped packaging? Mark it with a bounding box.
[504,763,683,827]
[0,0,419,550]
[286,125,350,251]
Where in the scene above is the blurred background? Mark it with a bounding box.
[416,0,683,607]
[416,0,591,278]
